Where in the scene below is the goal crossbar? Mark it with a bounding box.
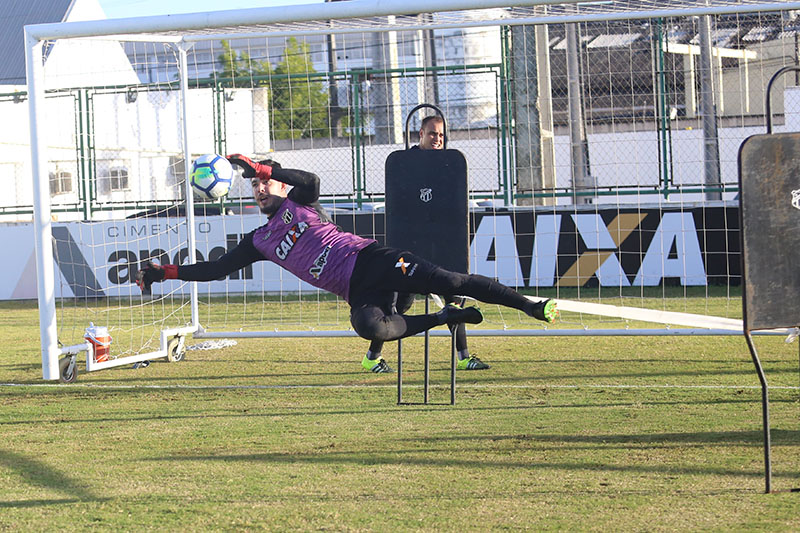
[24,1,800,42]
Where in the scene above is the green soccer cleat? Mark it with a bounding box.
[456,355,490,370]
[531,299,559,323]
[362,355,393,373]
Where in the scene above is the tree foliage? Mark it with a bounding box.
[217,38,330,139]
[217,41,260,87]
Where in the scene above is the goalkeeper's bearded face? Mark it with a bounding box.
[251,177,287,216]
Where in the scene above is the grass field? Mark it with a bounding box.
[1,298,799,531]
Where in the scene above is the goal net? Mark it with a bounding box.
[24,0,798,379]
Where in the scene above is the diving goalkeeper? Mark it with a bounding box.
[135,155,558,342]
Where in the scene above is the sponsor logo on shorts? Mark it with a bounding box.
[792,189,800,210]
[261,230,272,240]
[395,257,410,274]
[275,221,309,260]
[282,209,293,224]
[395,256,417,276]
[309,245,332,279]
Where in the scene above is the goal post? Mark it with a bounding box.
[25,35,58,380]
[24,0,800,381]
[25,33,207,379]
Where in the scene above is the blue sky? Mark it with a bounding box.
[98,0,323,19]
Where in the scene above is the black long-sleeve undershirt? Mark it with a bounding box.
[280,167,319,205]
[281,167,333,225]
[178,231,261,281]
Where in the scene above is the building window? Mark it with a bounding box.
[106,167,129,191]
[309,43,325,63]
[49,170,73,195]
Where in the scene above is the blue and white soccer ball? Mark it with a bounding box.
[190,154,234,200]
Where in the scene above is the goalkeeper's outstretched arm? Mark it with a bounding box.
[135,233,262,290]
[227,153,320,205]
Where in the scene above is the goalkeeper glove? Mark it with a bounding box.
[135,261,178,291]
[227,154,281,180]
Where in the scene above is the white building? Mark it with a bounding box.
[0,0,143,219]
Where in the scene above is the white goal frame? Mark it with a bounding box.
[26,0,798,380]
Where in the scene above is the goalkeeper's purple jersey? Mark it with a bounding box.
[252,198,375,301]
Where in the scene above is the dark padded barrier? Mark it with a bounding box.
[739,132,800,331]
[385,148,469,274]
